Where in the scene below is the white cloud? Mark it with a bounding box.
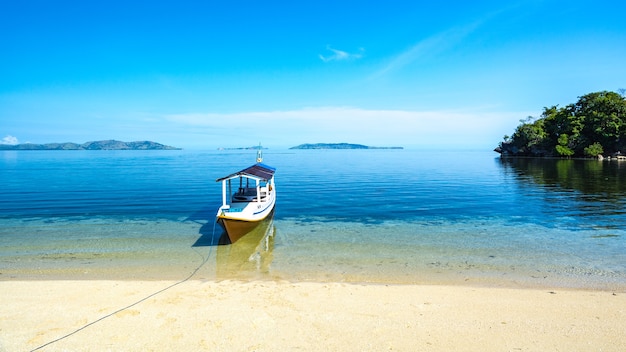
[1,135,19,145]
[165,107,526,148]
[319,46,364,62]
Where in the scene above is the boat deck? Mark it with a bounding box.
[231,187,268,203]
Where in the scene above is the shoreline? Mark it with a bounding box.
[1,279,625,351]
[3,217,624,293]
[4,265,625,293]
[3,237,625,292]
[3,276,625,294]
[3,242,625,293]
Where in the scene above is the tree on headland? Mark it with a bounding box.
[496,90,626,158]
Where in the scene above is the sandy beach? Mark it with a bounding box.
[1,280,624,351]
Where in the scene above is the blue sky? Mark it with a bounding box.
[1,0,625,149]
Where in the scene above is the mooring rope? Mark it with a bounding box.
[31,221,217,352]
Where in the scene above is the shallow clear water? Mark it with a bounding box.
[1,149,625,290]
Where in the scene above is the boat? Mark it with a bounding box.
[215,148,276,243]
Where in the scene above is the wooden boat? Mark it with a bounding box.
[216,149,276,243]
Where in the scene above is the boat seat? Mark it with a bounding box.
[232,188,268,202]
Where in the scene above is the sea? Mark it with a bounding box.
[1,149,625,290]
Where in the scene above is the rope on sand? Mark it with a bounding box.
[31,221,218,352]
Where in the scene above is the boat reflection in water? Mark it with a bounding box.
[215,215,276,280]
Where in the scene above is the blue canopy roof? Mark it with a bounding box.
[216,163,276,182]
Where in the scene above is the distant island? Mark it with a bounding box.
[496,90,626,158]
[0,140,181,151]
[290,143,403,150]
[217,145,267,150]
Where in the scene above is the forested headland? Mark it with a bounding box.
[496,90,626,158]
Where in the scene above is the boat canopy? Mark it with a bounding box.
[216,163,276,182]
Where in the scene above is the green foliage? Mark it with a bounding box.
[511,117,546,152]
[499,91,626,157]
[555,134,574,157]
[583,142,604,157]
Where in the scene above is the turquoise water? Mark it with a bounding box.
[1,150,625,290]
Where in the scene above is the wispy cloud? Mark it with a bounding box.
[371,21,482,79]
[319,46,365,62]
[370,4,515,80]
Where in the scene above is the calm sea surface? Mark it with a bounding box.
[1,149,625,290]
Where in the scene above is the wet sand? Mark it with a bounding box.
[1,280,624,351]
